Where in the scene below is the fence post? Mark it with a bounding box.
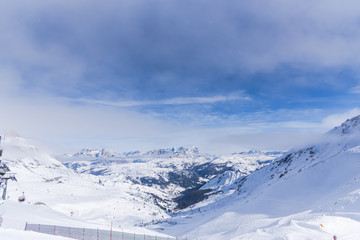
[83,228,85,240]
[122,231,124,240]
[54,225,56,235]
[134,232,135,240]
[69,227,71,238]
[110,221,113,240]
[24,222,28,231]
[38,224,40,232]
[97,228,99,240]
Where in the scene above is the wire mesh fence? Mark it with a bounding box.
[25,223,177,240]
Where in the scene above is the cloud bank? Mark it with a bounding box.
[2,0,360,98]
[1,0,360,153]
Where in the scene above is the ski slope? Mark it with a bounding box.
[0,136,174,239]
[155,116,360,239]
[0,136,278,239]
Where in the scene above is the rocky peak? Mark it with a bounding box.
[327,115,360,136]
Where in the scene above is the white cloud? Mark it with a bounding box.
[0,96,180,153]
[69,93,250,108]
[2,0,360,92]
[350,85,360,94]
[0,66,24,95]
[0,82,357,155]
[0,82,322,154]
[321,108,360,129]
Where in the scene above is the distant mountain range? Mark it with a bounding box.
[59,146,200,160]
[59,146,283,211]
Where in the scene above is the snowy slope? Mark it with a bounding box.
[0,227,73,240]
[156,115,360,239]
[8,113,360,240]
[0,136,174,239]
[0,135,282,239]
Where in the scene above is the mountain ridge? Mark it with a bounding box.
[155,115,360,239]
[59,146,201,161]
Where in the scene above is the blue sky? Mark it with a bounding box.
[1,0,360,154]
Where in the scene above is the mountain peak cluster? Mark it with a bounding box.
[70,146,200,159]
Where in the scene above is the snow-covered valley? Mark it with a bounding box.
[1,116,360,239]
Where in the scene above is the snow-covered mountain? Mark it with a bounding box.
[58,147,283,211]
[155,115,360,239]
[4,115,360,239]
[60,146,200,160]
[0,136,283,239]
[327,115,360,136]
[0,136,175,239]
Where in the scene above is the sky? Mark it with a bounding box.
[1,0,360,154]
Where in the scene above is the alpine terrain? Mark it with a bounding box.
[0,134,281,239]
[1,116,360,239]
[153,115,360,239]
